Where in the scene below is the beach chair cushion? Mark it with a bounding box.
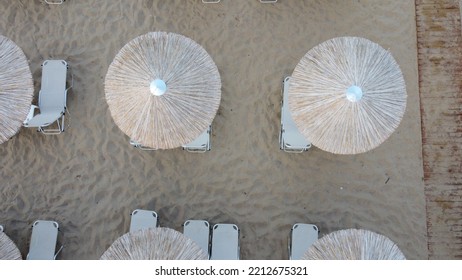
[27,220,59,260]
[183,220,210,257]
[129,209,158,233]
[210,223,240,260]
[290,223,318,260]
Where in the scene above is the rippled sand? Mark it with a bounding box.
[0,0,427,259]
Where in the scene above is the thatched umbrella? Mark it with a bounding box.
[0,230,22,260]
[0,35,34,144]
[288,36,407,154]
[100,227,208,260]
[105,32,221,149]
[303,229,406,260]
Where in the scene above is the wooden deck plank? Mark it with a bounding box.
[416,0,462,259]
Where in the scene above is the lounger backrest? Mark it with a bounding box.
[27,220,59,260]
[129,209,158,233]
[183,220,210,257]
[290,223,318,260]
[39,60,68,111]
[282,76,300,131]
[210,223,239,260]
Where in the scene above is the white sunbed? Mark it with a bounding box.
[210,223,240,260]
[131,126,212,152]
[260,0,278,3]
[44,0,64,4]
[0,225,3,232]
[183,220,211,258]
[129,139,157,151]
[288,223,319,260]
[129,209,158,233]
[202,0,220,3]
[23,60,73,134]
[27,220,62,260]
[279,76,312,153]
[182,126,212,153]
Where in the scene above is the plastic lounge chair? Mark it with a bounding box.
[129,139,157,151]
[129,209,158,233]
[288,223,319,260]
[260,0,277,3]
[210,223,240,260]
[182,126,212,153]
[0,225,3,232]
[26,220,62,260]
[45,0,64,3]
[202,0,220,3]
[23,60,73,134]
[183,220,211,258]
[279,76,311,153]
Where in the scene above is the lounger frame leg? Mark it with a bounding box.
[38,114,65,135]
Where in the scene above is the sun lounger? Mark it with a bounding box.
[131,125,212,152]
[45,0,64,3]
[0,225,3,232]
[260,0,278,3]
[182,126,212,153]
[23,60,73,134]
[288,223,319,260]
[27,220,62,260]
[279,76,311,153]
[183,220,211,258]
[210,223,240,260]
[129,139,157,151]
[202,0,220,3]
[129,209,158,233]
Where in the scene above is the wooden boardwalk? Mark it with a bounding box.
[416,0,462,259]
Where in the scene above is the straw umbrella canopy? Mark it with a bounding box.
[0,231,22,260]
[302,229,406,260]
[100,227,208,260]
[288,36,407,154]
[105,32,221,149]
[0,35,34,144]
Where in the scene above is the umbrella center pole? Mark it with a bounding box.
[346,85,363,102]
[150,79,167,96]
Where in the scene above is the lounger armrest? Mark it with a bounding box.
[66,68,74,92]
[23,105,39,126]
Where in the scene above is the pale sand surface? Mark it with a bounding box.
[0,0,427,259]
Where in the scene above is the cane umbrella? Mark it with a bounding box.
[105,32,221,149]
[0,35,34,144]
[100,227,208,260]
[0,230,22,260]
[302,228,406,260]
[288,37,407,154]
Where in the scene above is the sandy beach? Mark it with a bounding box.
[0,0,427,259]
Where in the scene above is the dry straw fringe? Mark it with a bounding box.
[289,37,407,155]
[105,32,221,150]
[0,232,22,260]
[303,228,406,260]
[0,35,34,144]
[100,227,208,260]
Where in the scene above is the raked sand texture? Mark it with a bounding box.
[0,0,427,259]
